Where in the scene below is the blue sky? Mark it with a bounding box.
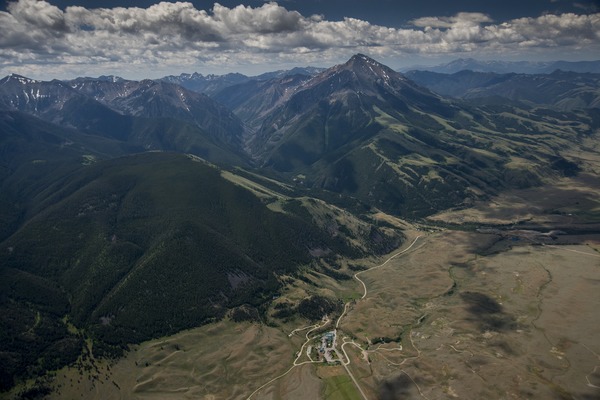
[1,0,599,79]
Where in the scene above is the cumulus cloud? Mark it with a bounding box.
[0,0,598,78]
[212,2,304,33]
[412,12,493,28]
[8,0,68,32]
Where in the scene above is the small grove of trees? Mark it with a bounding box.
[271,296,342,322]
[297,295,341,321]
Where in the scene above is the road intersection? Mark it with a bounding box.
[247,235,423,400]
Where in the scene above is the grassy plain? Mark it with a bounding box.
[44,321,325,400]
[428,174,600,226]
[322,374,361,400]
[342,232,600,399]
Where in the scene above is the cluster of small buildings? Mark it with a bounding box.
[318,331,339,363]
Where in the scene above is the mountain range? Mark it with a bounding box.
[402,58,600,74]
[220,54,595,215]
[405,69,600,110]
[0,74,247,165]
[2,55,598,217]
[1,54,599,393]
[159,66,324,96]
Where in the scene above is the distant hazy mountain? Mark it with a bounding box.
[405,70,600,110]
[403,58,600,74]
[212,74,313,131]
[67,77,245,144]
[253,66,325,81]
[67,76,144,102]
[159,67,323,95]
[159,72,250,95]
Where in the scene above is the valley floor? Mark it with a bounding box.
[36,226,600,400]
[6,165,599,400]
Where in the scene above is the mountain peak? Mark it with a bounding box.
[97,75,124,83]
[1,74,40,85]
[335,54,405,85]
[347,53,380,67]
[295,54,415,100]
[350,53,372,61]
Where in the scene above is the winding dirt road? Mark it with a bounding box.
[247,235,423,400]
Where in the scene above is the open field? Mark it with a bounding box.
[340,231,600,399]
[43,321,324,400]
[321,373,361,400]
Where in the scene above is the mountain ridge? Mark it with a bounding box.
[0,74,249,165]
[226,54,597,216]
[3,55,597,219]
[402,58,600,74]
[405,69,600,110]
[0,150,401,390]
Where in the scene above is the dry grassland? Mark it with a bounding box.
[341,232,600,399]
[47,321,325,400]
[428,174,600,226]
